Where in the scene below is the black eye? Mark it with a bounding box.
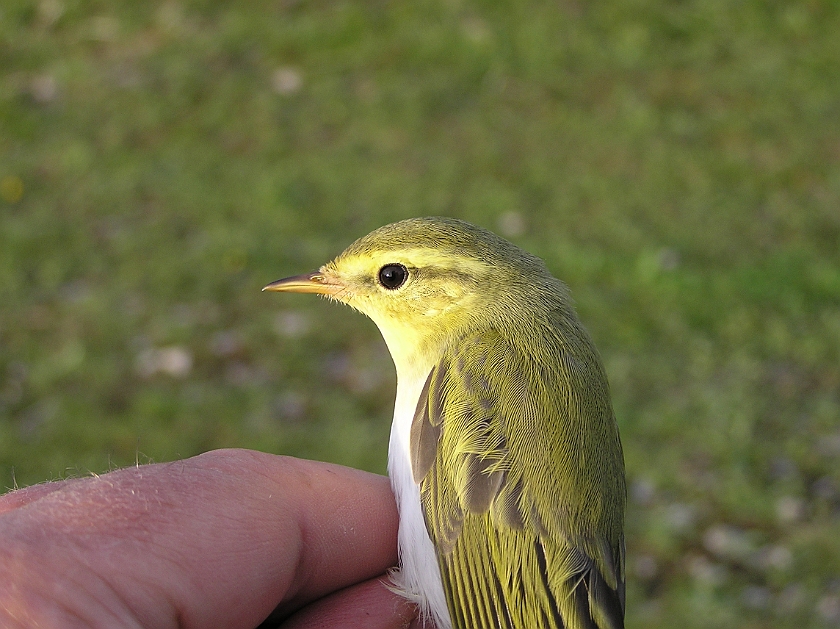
[378,263,408,290]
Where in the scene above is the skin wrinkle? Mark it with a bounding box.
[180,455,308,622]
[0,550,48,628]
[1,528,142,629]
[280,465,322,615]
[252,461,401,623]
[81,572,148,629]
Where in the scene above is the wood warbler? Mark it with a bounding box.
[264,217,626,629]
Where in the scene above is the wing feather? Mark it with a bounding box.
[411,326,625,629]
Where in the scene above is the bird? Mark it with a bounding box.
[263,216,626,629]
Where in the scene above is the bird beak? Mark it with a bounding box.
[262,271,343,296]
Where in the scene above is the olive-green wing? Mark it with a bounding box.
[411,327,626,629]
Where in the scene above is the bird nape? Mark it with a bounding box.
[264,216,626,629]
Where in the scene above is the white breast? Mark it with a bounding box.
[388,369,453,629]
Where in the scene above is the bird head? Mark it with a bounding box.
[264,217,564,373]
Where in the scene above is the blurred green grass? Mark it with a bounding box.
[2,0,840,626]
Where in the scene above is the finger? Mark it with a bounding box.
[271,577,417,629]
[0,449,400,629]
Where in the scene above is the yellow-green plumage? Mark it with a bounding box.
[264,217,626,629]
[417,328,624,629]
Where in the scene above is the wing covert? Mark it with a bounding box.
[411,328,625,629]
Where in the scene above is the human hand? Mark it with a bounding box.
[0,449,419,628]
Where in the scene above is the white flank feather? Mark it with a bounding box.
[387,368,453,629]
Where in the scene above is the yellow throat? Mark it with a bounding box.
[264,217,626,629]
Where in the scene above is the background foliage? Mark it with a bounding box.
[2,0,839,626]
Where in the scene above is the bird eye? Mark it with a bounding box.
[378,264,408,290]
